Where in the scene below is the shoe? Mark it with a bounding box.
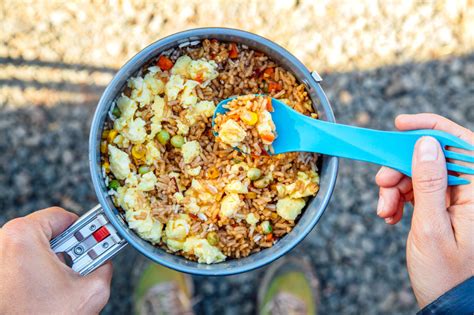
[257,256,320,315]
[133,261,194,315]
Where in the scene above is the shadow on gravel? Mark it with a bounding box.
[0,53,472,315]
[0,56,118,74]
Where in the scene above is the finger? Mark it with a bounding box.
[411,137,453,242]
[377,187,402,218]
[377,175,413,216]
[385,200,404,225]
[395,113,473,144]
[27,207,78,240]
[80,262,113,312]
[376,166,405,188]
[82,261,113,286]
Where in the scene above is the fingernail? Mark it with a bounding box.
[385,217,392,224]
[417,137,439,161]
[377,197,384,215]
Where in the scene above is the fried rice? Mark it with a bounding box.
[213,95,277,155]
[100,39,320,264]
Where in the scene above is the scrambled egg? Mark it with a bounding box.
[173,192,185,203]
[176,119,190,135]
[152,95,166,117]
[225,180,248,194]
[180,80,199,108]
[246,213,259,225]
[113,134,130,149]
[276,197,306,221]
[230,162,249,175]
[165,215,190,241]
[116,95,137,121]
[165,75,185,101]
[220,193,243,217]
[184,196,200,214]
[183,237,226,264]
[218,120,247,147]
[108,145,131,180]
[137,172,157,191]
[188,59,219,82]
[186,166,202,177]
[114,95,138,131]
[126,210,163,244]
[115,185,163,244]
[149,96,166,138]
[195,100,215,117]
[185,100,216,124]
[181,140,201,164]
[171,56,192,77]
[129,77,152,107]
[124,173,139,187]
[120,118,147,143]
[276,171,319,198]
[166,239,184,252]
[144,72,165,95]
[145,141,161,165]
[186,179,214,204]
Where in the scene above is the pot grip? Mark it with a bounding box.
[50,204,127,275]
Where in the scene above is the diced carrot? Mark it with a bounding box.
[195,72,204,83]
[228,114,240,121]
[229,43,239,59]
[266,97,273,111]
[268,81,282,92]
[263,67,274,78]
[266,233,273,241]
[157,55,174,71]
[261,133,275,142]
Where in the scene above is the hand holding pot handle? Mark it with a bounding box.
[0,207,113,314]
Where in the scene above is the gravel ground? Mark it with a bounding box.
[1,1,473,314]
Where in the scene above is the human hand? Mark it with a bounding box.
[375,114,473,308]
[0,207,113,315]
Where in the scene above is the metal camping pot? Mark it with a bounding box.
[50,28,338,276]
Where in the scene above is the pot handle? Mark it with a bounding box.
[50,204,128,275]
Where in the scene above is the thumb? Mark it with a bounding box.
[411,137,451,235]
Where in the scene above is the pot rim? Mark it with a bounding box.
[89,27,338,276]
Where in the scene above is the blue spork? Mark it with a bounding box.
[213,97,473,186]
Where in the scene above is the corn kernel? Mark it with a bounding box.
[103,161,110,173]
[131,144,146,160]
[240,110,258,126]
[100,141,108,154]
[107,130,118,143]
[101,130,110,139]
[246,191,257,199]
[206,167,220,179]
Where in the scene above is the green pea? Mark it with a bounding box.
[108,179,120,190]
[247,168,262,181]
[170,135,185,148]
[138,166,150,175]
[112,106,121,118]
[156,130,170,145]
[206,232,219,246]
[261,221,272,234]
